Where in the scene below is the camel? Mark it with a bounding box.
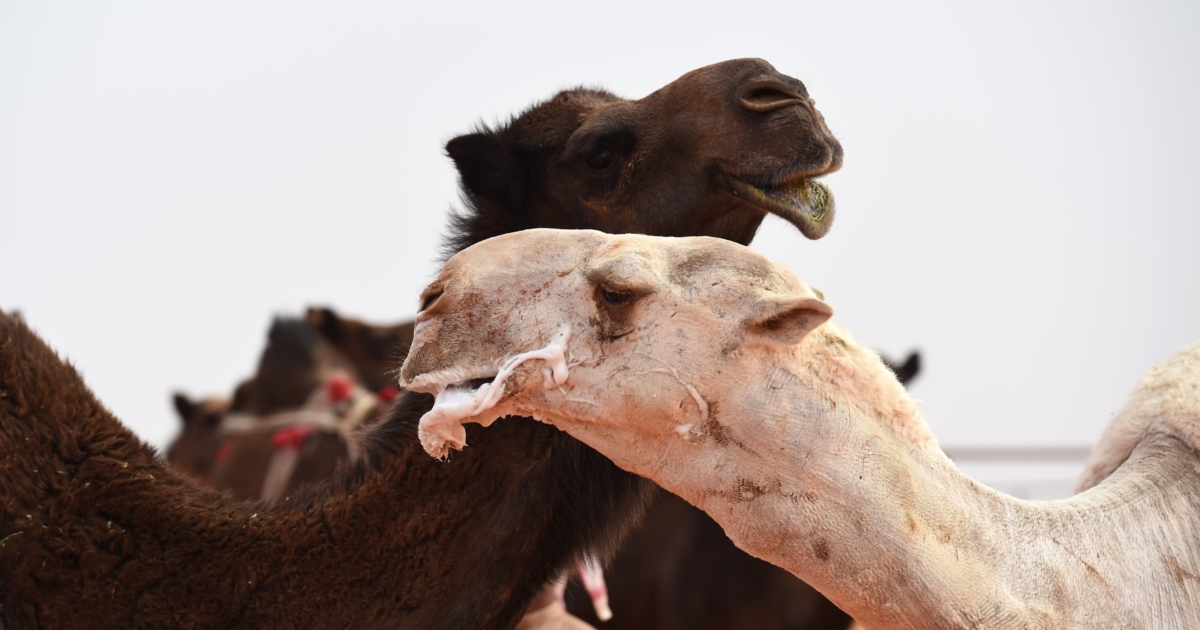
[441,55,868,628]
[399,229,1200,630]
[441,62,840,257]
[1,308,618,627]
[304,307,414,394]
[164,314,380,497]
[173,57,852,627]
[179,312,831,628]
[167,313,594,627]
[165,392,230,482]
[2,59,845,628]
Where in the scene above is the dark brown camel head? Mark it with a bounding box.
[164,393,229,480]
[444,58,842,254]
[305,307,414,393]
[245,317,359,415]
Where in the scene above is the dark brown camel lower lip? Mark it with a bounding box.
[724,174,836,240]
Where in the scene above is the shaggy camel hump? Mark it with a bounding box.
[1077,341,1200,492]
[400,230,1200,629]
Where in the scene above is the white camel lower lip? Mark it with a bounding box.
[414,323,572,459]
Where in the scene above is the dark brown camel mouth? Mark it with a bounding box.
[724,170,836,240]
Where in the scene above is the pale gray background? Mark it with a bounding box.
[2,1,1197,453]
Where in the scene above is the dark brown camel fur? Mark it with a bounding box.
[1,309,638,628]
[1,59,842,628]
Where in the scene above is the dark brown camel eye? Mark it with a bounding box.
[586,150,614,171]
[600,287,632,306]
[420,291,443,312]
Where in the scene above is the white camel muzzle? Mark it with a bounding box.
[408,324,573,459]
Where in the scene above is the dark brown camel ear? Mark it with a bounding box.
[172,393,195,424]
[307,307,345,344]
[882,351,922,385]
[446,132,524,211]
[745,296,833,347]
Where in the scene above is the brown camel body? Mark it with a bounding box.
[1,59,841,627]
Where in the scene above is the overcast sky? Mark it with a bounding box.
[2,0,1197,451]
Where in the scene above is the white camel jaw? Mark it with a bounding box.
[406,324,573,459]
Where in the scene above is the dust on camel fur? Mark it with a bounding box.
[401,229,1200,630]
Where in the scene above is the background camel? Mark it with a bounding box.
[165,393,229,482]
[166,311,391,499]
[400,229,1200,629]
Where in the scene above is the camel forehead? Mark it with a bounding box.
[444,230,802,298]
[508,58,787,146]
[441,229,606,284]
[647,58,796,101]
[671,58,779,87]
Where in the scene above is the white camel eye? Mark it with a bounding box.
[600,287,633,306]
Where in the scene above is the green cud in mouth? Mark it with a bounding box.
[755,179,831,224]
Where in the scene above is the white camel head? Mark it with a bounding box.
[399,228,862,465]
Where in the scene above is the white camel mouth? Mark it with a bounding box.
[727,176,835,240]
[405,324,573,459]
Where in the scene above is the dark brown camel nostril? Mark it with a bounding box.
[737,78,808,113]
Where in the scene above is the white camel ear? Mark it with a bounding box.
[746,296,833,346]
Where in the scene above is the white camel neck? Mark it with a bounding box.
[647,330,1200,629]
